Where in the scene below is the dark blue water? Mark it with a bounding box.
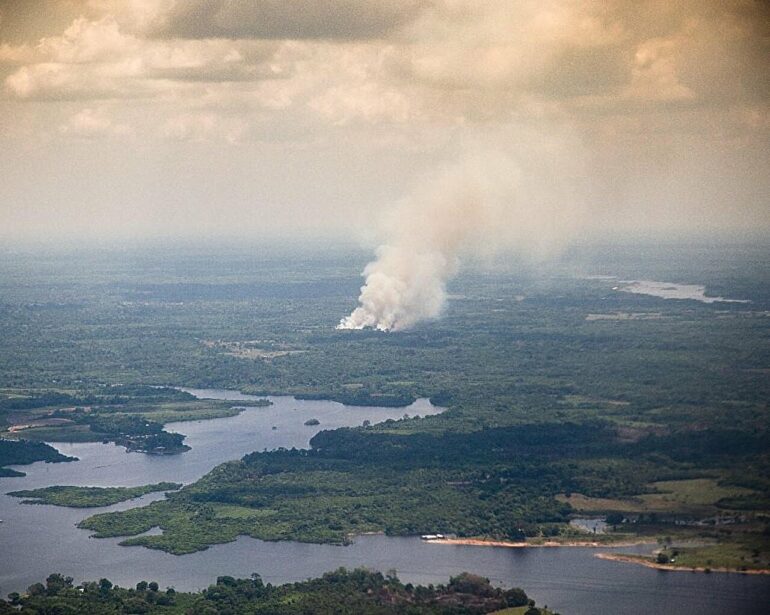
[1,390,767,614]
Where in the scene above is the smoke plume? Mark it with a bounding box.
[338,152,582,331]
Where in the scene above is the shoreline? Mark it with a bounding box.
[594,552,770,575]
[427,537,655,549]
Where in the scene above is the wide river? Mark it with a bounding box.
[1,390,768,614]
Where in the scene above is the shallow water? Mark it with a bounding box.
[1,390,767,614]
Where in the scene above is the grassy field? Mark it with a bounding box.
[7,424,102,442]
[666,539,770,572]
[557,478,760,515]
[115,403,245,424]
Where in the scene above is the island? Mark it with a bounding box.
[8,483,183,508]
[0,439,75,477]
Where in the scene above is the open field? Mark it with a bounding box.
[557,478,760,515]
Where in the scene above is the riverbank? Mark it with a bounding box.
[427,537,655,549]
[594,552,770,575]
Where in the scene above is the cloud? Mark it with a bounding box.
[162,112,245,143]
[149,0,430,40]
[625,37,694,102]
[3,16,284,100]
[59,107,132,137]
[4,1,767,121]
[370,0,769,122]
[0,0,768,243]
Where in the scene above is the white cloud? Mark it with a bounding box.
[3,16,284,101]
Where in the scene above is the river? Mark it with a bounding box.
[1,389,767,614]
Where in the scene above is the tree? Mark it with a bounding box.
[26,583,45,597]
[606,513,623,527]
[505,587,530,607]
[45,573,73,596]
[122,597,150,613]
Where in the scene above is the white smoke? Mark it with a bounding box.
[339,150,584,331]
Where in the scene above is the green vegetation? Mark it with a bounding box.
[1,243,769,562]
[559,478,762,516]
[86,414,190,454]
[80,424,618,552]
[1,386,268,454]
[8,482,182,508]
[78,421,770,555]
[0,569,544,615]
[656,533,770,572]
[0,438,75,477]
[135,399,269,424]
[603,524,770,572]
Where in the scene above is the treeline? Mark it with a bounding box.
[84,415,188,454]
[634,428,770,462]
[306,421,614,465]
[308,421,770,477]
[0,569,551,615]
[294,390,417,408]
[0,386,193,412]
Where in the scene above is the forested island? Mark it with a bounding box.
[0,439,75,477]
[9,483,182,508]
[0,569,553,615]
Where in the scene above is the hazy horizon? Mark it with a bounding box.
[1,0,768,247]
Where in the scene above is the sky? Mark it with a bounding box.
[0,0,768,244]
